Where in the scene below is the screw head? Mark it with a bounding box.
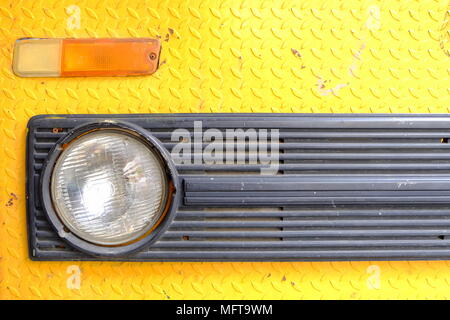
[149,53,157,60]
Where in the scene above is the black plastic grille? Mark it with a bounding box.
[27,114,450,261]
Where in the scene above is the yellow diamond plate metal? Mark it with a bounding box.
[0,0,449,300]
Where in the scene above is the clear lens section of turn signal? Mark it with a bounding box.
[13,39,62,77]
[51,130,168,245]
[13,38,161,77]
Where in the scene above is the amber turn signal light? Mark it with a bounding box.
[13,38,161,77]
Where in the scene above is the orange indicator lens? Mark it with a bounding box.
[13,38,161,77]
[61,39,160,76]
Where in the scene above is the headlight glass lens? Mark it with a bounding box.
[51,130,168,245]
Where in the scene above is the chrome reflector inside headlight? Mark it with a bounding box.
[50,130,168,245]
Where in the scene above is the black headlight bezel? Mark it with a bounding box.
[39,120,180,257]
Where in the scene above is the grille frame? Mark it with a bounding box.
[26,113,450,261]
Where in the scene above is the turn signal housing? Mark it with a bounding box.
[13,38,161,77]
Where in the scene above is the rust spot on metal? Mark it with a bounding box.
[291,48,301,58]
[162,290,171,299]
[5,192,18,207]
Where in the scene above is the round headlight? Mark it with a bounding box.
[49,128,169,246]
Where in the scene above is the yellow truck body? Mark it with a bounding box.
[0,0,449,299]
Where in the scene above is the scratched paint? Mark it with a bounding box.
[316,4,381,96]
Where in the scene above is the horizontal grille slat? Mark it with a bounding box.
[185,196,450,206]
[175,153,450,160]
[150,131,450,139]
[170,219,450,228]
[162,229,450,238]
[27,114,450,261]
[176,209,450,218]
[176,163,450,171]
[131,250,450,260]
[151,240,450,249]
[161,142,450,150]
